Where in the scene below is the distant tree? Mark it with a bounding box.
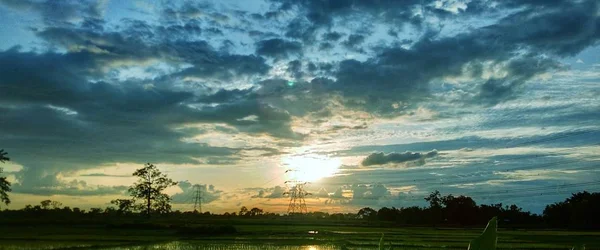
[0,149,12,207]
[50,200,63,209]
[88,208,103,215]
[239,206,248,216]
[128,163,177,217]
[441,195,478,225]
[40,200,52,210]
[544,191,600,229]
[249,207,264,216]
[110,199,135,214]
[357,207,377,220]
[425,190,442,208]
[377,207,398,221]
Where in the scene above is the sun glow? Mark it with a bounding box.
[282,154,341,182]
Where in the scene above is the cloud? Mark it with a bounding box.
[252,186,286,198]
[362,150,438,166]
[342,34,366,51]
[322,32,343,42]
[1,0,599,213]
[78,173,130,177]
[10,177,127,196]
[0,0,108,25]
[171,181,222,204]
[255,38,303,59]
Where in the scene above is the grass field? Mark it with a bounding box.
[0,223,598,249]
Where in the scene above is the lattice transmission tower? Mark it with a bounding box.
[193,184,202,213]
[283,169,311,214]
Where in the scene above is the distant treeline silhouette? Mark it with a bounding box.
[0,191,598,229]
[1,155,598,229]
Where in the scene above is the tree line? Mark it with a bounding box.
[1,149,598,229]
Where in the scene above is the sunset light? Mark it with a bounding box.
[0,0,598,248]
[283,154,341,183]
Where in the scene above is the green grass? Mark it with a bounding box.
[0,223,598,249]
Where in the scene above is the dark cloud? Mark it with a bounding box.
[322,32,343,41]
[270,0,426,41]
[255,38,302,59]
[342,34,366,51]
[326,0,600,110]
[361,150,438,166]
[1,0,600,205]
[0,47,293,194]
[0,0,107,25]
[287,60,303,79]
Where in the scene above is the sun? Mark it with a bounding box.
[282,154,341,183]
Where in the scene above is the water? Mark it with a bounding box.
[0,241,341,250]
[0,241,449,249]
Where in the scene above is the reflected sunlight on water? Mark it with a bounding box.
[0,241,342,250]
[103,241,339,250]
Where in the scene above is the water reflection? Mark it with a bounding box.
[1,241,341,250]
[103,242,339,249]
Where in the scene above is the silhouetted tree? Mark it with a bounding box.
[128,163,177,217]
[110,199,135,214]
[357,207,377,220]
[50,201,62,209]
[425,190,442,208]
[40,200,52,210]
[377,207,398,221]
[249,207,264,216]
[544,191,600,229]
[154,193,172,214]
[239,206,249,216]
[424,190,443,224]
[441,195,478,225]
[0,149,12,207]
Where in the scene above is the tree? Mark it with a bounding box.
[128,163,177,217]
[425,190,442,208]
[249,207,264,216]
[441,195,478,225]
[40,200,52,210]
[544,191,600,229]
[0,149,8,163]
[239,206,249,216]
[110,199,134,214]
[50,201,63,209]
[357,207,377,220]
[0,149,12,207]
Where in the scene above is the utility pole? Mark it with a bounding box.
[193,184,202,213]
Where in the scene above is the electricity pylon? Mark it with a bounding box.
[193,184,202,213]
[283,169,311,214]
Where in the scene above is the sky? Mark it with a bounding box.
[0,0,599,214]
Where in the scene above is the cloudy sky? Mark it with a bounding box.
[0,0,599,214]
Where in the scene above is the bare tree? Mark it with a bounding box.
[128,163,177,217]
[0,149,12,207]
